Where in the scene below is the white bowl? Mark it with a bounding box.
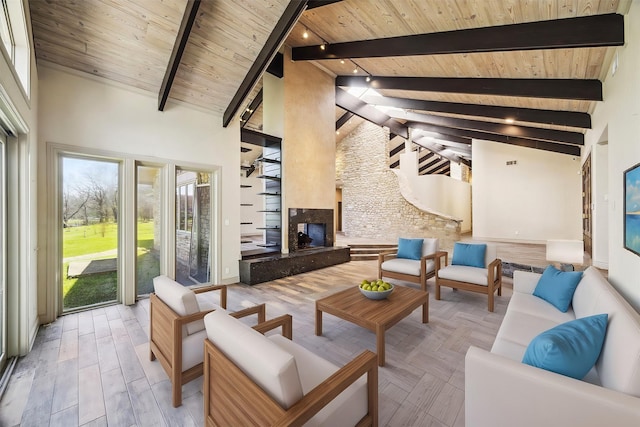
[359,283,394,300]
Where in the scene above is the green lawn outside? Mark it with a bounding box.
[63,221,160,310]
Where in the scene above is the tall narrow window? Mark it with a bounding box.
[136,164,161,296]
[175,169,211,285]
[0,0,30,95]
[61,156,119,311]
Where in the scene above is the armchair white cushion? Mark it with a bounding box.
[153,274,218,335]
[435,242,502,312]
[203,309,377,426]
[379,237,441,291]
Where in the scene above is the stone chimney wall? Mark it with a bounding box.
[336,121,461,251]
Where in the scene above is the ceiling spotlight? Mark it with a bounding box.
[320,43,326,50]
[336,130,340,135]
[353,67,358,73]
[302,28,309,39]
[505,118,515,124]
[366,76,371,82]
[340,59,345,64]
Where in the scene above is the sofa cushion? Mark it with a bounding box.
[421,238,439,257]
[533,265,583,312]
[153,275,207,335]
[270,335,368,427]
[574,267,640,397]
[397,238,423,260]
[381,258,435,276]
[452,242,486,268]
[522,314,608,380]
[438,265,489,286]
[182,328,207,371]
[494,309,570,350]
[204,310,303,409]
[507,292,576,326]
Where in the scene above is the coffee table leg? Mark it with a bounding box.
[316,307,323,336]
[376,325,385,367]
[422,298,429,323]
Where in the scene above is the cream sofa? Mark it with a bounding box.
[466,266,640,426]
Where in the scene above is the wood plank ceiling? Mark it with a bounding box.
[29,0,629,175]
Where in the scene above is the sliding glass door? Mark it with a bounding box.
[175,168,211,285]
[0,129,6,372]
[136,164,162,296]
[61,155,120,312]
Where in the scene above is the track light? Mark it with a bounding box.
[302,27,309,39]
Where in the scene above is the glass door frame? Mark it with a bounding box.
[56,150,123,314]
[0,129,7,372]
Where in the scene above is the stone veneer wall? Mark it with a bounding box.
[336,121,461,251]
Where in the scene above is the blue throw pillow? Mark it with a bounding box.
[522,314,608,380]
[397,238,423,260]
[451,243,486,268]
[533,265,583,312]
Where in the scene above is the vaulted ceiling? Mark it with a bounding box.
[29,0,630,175]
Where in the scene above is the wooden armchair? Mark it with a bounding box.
[435,242,502,312]
[203,309,379,426]
[149,275,265,407]
[378,237,441,291]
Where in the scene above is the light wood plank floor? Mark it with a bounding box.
[0,241,589,426]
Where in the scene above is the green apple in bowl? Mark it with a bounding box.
[359,280,394,299]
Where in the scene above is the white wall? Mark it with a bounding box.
[37,65,241,321]
[583,2,640,311]
[472,139,582,243]
[593,141,609,269]
[397,150,471,232]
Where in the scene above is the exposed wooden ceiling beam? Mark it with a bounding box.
[390,142,405,157]
[420,157,446,173]
[306,0,344,9]
[425,143,467,166]
[241,128,282,147]
[336,111,354,130]
[362,94,591,129]
[408,121,581,156]
[240,89,263,128]
[292,13,623,60]
[419,151,435,164]
[223,0,308,127]
[158,0,201,111]
[388,110,584,145]
[335,88,409,138]
[337,76,602,101]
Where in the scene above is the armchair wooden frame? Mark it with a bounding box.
[203,314,379,427]
[378,250,444,292]
[435,255,503,312]
[149,284,266,407]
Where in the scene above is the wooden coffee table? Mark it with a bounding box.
[315,285,428,366]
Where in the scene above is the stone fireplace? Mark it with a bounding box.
[288,208,334,252]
